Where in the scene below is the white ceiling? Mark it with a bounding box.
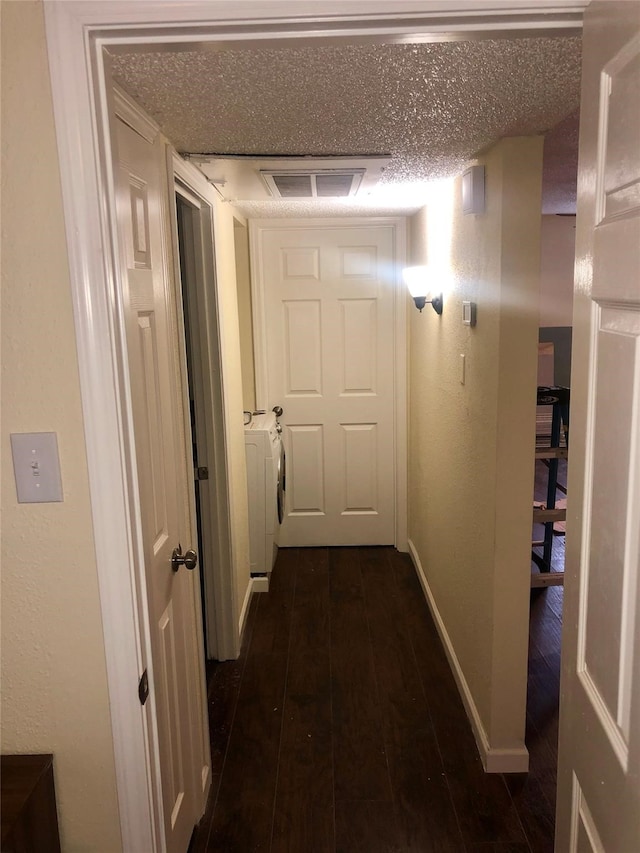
[111,34,582,216]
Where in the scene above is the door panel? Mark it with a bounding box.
[341,422,378,513]
[556,4,640,850]
[287,424,325,514]
[115,116,208,853]
[340,299,377,394]
[260,224,396,546]
[284,300,323,394]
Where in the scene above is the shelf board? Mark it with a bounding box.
[535,447,568,460]
[533,508,566,523]
[531,571,565,588]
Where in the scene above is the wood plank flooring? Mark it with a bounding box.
[190,547,561,853]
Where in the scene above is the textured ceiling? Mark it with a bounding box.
[111,36,581,214]
[541,108,580,214]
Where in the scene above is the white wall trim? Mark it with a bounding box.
[484,747,531,774]
[113,84,159,143]
[249,216,408,551]
[44,6,160,850]
[407,539,530,774]
[239,578,256,639]
[393,217,408,552]
[172,151,240,662]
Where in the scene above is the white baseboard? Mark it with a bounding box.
[238,575,269,646]
[238,578,254,641]
[484,748,530,774]
[407,539,529,774]
[252,575,269,593]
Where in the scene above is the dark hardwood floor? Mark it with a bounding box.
[190,546,561,853]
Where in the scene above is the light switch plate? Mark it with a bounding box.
[10,432,63,503]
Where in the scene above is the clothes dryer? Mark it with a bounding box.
[244,412,284,587]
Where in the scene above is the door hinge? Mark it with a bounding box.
[196,466,209,481]
[138,669,149,706]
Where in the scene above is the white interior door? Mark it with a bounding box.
[556,3,640,850]
[114,112,210,853]
[256,222,398,546]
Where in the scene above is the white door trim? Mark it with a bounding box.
[43,3,584,850]
[170,152,240,662]
[249,217,408,551]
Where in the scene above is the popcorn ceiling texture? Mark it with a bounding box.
[111,37,581,206]
[542,108,580,213]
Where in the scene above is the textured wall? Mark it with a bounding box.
[408,137,543,753]
[539,214,576,327]
[234,218,257,413]
[0,3,122,850]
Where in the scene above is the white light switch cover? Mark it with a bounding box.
[10,432,63,503]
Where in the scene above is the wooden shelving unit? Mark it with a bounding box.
[532,386,570,588]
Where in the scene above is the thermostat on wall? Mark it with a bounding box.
[462,301,477,327]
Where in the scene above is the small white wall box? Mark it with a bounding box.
[462,301,477,326]
[462,165,485,214]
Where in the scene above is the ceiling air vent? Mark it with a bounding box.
[261,169,365,199]
[189,156,390,202]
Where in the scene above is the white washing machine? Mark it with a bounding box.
[244,411,285,588]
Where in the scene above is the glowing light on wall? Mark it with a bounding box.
[402,266,443,314]
[425,179,455,299]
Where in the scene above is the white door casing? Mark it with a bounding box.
[251,220,406,547]
[170,152,239,663]
[556,3,640,851]
[113,97,210,851]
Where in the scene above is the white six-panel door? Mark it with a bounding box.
[556,2,640,850]
[115,113,209,853]
[254,222,399,547]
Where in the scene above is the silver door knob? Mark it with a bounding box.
[171,544,198,572]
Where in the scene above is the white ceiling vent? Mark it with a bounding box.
[261,169,365,199]
[190,155,391,202]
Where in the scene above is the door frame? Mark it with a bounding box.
[171,153,238,661]
[250,217,408,551]
[43,2,585,849]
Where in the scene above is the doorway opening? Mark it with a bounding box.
[175,191,213,656]
[173,176,237,663]
[524,204,576,824]
[42,5,588,844]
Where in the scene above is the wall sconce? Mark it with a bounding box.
[402,266,443,314]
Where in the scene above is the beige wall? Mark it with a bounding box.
[0,3,122,850]
[539,214,576,327]
[408,137,543,756]
[234,219,257,413]
[212,201,252,628]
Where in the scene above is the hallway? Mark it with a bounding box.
[190,547,559,852]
